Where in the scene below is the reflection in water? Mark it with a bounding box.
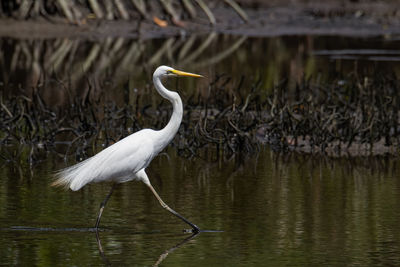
[95,231,111,266]
[96,229,200,267]
[152,232,199,267]
[2,34,399,105]
[1,149,400,265]
[0,34,247,103]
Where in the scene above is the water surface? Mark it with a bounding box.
[1,150,400,266]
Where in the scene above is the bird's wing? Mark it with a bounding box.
[53,129,156,191]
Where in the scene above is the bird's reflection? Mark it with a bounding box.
[153,232,199,266]
[95,230,200,266]
[95,231,111,266]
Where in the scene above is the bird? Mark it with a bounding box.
[52,65,202,233]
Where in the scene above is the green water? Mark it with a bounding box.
[1,35,400,266]
[1,150,400,266]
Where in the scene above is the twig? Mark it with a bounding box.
[224,0,248,22]
[195,0,216,25]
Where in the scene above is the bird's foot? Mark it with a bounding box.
[183,226,200,234]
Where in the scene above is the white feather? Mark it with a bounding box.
[53,129,156,191]
[52,66,193,192]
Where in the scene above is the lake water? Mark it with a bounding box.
[1,35,400,266]
[2,150,400,266]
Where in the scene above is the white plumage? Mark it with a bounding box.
[54,129,155,191]
[52,66,202,233]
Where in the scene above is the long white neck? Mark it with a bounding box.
[153,75,183,152]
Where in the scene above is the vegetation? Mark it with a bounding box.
[2,70,399,165]
[0,0,247,25]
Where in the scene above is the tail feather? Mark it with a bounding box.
[51,160,87,190]
[51,139,129,190]
[50,175,69,188]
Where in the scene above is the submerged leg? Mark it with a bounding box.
[95,183,117,231]
[146,182,200,233]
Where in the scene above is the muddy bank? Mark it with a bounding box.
[0,1,399,39]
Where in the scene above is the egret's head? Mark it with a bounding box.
[154,65,203,79]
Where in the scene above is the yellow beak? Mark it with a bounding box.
[171,69,203,78]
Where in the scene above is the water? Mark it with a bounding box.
[2,35,399,101]
[1,35,400,266]
[1,150,400,266]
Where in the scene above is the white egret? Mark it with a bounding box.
[52,66,202,233]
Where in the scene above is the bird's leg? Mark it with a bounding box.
[95,183,117,231]
[146,183,200,233]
